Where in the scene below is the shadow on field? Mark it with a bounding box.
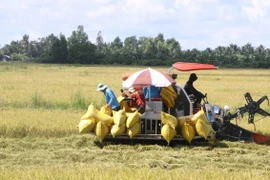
[93,138,229,149]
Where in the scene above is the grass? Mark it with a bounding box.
[31,91,48,108]
[1,135,270,179]
[0,108,80,138]
[70,90,89,109]
[0,63,270,179]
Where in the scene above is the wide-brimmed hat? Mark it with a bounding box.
[96,83,107,91]
[128,87,136,93]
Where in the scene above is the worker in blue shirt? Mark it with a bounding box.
[96,83,120,111]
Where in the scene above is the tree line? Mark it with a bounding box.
[1,25,270,68]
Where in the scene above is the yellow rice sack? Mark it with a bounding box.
[195,119,215,138]
[78,119,95,134]
[100,105,112,116]
[118,96,133,112]
[113,110,127,127]
[190,109,209,126]
[177,115,194,129]
[94,121,109,142]
[81,104,113,127]
[160,91,175,108]
[127,122,140,138]
[180,123,195,144]
[195,119,211,139]
[161,124,176,144]
[111,123,126,137]
[80,104,95,121]
[126,110,141,128]
[160,85,177,108]
[161,111,178,129]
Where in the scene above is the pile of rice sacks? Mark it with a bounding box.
[78,104,141,142]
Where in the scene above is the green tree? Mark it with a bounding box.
[22,34,30,58]
[140,37,157,60]
[29,40,42,58]
[156,41,169,60]
[155,33,169,60]
[241,43,255,66]
[111,36,123,50]
[109,37,125,64]
[51,36,61,63]
[96,30,104,52]
[165,38,182,60]
[59,34,68,63]
[226,44,240,66]
[199,48,213,64]
[123,36,139,64]
[214,46,226,66]
[68,25,95,64]
[155,33,165,43]
[38,34,58,63]
[95,30,106,64]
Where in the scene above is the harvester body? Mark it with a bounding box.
[81,62,270,145]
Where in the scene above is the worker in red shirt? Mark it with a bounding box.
[128,87,145,114]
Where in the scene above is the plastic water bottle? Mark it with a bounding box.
[207,110,214,122]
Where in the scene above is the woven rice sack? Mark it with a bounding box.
[161,111,178,129]
[78,119,95,134]
[195,119,211,139]
[177,115,194,129]
[81,104,113,127]
[126,111,141,128]
[113,110,127,127]
[160,92,175,108]
[111,123,126,137]
[95,121,109,142]
[180,123,195,144]
[100,105,112,116]
[127,122,140,138]
[190,109,209,126]
[80,104,96,121]
[161,124,177,144]
[160,85,177,108]
[99,116,114,128]
[118,96,133,112]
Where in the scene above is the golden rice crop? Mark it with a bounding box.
[1,63,270,179]
[0,63,270,135]
[0,108,81,137]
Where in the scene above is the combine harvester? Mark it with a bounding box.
[78,62,270,145]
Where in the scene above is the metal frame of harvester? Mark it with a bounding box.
[104,83,199,145]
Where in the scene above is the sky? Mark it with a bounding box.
[1,0,270,50]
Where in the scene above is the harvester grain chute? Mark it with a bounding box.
[78,62,270,145]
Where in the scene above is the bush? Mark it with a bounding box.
[31,92,48,108]
[71,91,89,110]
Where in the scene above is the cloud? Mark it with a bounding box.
[241,0,266,21]
[1,0,270,50]
[86,5,116,18]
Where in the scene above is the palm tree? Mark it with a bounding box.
[22,34,30,57]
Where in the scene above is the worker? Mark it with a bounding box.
[129,87,146,114]
[184,73,205,108]
[96,83,120,111]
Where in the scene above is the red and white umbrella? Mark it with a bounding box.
[122,67,175,89]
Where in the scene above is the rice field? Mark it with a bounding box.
[0,62,270,179]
